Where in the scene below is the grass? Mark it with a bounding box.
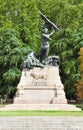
[0,103,83,116]
[0,110,83,116]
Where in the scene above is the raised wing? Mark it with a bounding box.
[39,11,60,31]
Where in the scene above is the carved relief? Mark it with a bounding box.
[30,71,47,80]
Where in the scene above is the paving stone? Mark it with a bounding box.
[0,116,83,130]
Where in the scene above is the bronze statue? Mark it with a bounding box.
[39,11,60,62]
[22,52,45,69]
[22,11,60,69]
[39,27,55,60]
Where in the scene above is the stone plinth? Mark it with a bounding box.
[14,66,67,104]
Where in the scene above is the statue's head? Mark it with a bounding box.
[43,28,48,34]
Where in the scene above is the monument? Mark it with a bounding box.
[0,11,81,111]
[14,11,67,105]
[12,11,81,111]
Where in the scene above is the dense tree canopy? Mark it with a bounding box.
[0,0,83,99]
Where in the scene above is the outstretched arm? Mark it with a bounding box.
[48,29,55,37]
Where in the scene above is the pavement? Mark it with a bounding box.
[0,116,83,130]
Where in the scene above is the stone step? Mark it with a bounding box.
[0,116,83,130]
[0,104,81,111]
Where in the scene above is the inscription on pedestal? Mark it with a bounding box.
[34,82,47,86]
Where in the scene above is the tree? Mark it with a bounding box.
[0,0,40,51]
[76,48,83,100]
[0,0,40,98]
[36,0,83,99]
[50,27,83,99]
[0,29,30,98]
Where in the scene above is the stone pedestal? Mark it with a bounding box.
[14,66,67,104]
[0,66,81,111]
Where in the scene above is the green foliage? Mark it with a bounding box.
[50,27,83,99]
[37,0,82,32]
[0,29,30,98]
[0,0,40,98]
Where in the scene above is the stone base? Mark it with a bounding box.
[14,66,67,104]
[0,104,81,111]
[14,89,67,104]
[0,66,81,111]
